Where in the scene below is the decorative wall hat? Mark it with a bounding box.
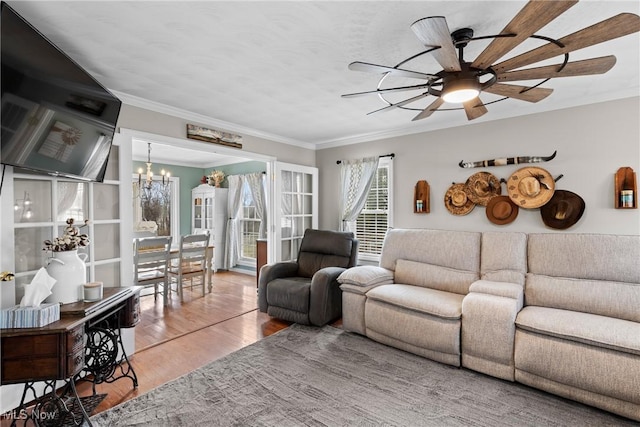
[465,171,501,206]
[485,195,519,225]
[507,166,555,209]
[444,183,475,215]
[540,190,585,229]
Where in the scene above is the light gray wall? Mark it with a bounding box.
[117,104,316,167]
[316,97,640,235]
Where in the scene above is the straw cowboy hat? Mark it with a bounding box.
[445,183,475,215]
[540,190,586,229]
[465,171,502,206]
[507,166,555,209]
[486,195,519,225]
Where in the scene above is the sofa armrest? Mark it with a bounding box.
[257,262,299,312]
[461,280,525,381]
[469,280,523,301]
[309,267,347,326]
[337,266,394,288]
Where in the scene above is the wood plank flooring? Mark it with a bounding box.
[81,271,292,415]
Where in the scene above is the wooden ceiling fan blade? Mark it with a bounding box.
[412,98,445,121]
[484,83,553,102]
[411,17,461,72]
[366,93,430,115]
[463,97,488,120]
[348,61,436,80]
[493,13,640,73]
[342,83,432,98]
[497,56,617,82]
[472,0,577,70]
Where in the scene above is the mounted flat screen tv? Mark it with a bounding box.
[1,2,121,182]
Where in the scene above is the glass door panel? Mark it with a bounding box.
[273,162,318,263]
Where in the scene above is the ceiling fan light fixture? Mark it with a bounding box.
[441,76,480,103]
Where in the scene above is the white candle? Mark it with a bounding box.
[83,282,103,302]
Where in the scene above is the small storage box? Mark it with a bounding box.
[0,303,60,328]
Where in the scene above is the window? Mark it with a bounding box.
[132,176,179,241]
[238,174,266,263]
[240,182,260,260]
[355,157,393,262]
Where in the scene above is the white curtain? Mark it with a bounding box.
[245,172,268,239]
[339,156,379,232]
[224,174,243,269]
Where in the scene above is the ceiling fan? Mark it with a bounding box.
[342,0,640,121]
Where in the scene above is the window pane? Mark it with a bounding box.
[14,179,51,223]
[94,223,120,260]
[134,180,172,236]
[103,145,119,181]
[355,163,390,258]
[15,227,51,272]
[57,182,88,222]
[95,261,121,288]
[93,183,119,220]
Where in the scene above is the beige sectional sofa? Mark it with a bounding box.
[338,228,640,421]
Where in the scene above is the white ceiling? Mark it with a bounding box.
[8,0,640,164]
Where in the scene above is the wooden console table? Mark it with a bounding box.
[1,286,141,426]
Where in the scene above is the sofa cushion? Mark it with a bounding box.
[525,274,640,322]
[380,229,481,273]
[480,232,527,286]
[337,266,394,287]
[527,233,640,284]
[366,284,464,320]
[516,306,640,356]
[394,259,478,295]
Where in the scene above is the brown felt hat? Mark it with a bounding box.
[486,196,519,225]
[465,172,502,206]
[444,183,475,216]
[507,166,555,209]
[540,190,585,229]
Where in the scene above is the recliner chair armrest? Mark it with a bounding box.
[258,261,299,312]
[308,266,347,326]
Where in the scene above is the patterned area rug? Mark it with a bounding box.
[91,325,635,426]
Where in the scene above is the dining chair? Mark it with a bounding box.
[168,232,210,302]
[133,236,173,306]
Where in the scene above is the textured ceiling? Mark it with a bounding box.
[7,1,640,154]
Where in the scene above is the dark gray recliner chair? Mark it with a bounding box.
[258,229,358,326]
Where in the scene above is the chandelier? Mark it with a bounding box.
[137,143,170,189]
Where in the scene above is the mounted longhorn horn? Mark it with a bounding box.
[459,151,556,168]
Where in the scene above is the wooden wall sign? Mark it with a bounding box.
[186,124,243,149]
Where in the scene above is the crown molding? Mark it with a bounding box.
[111,90,317,151]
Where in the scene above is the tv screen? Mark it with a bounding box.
[1,2,121,182]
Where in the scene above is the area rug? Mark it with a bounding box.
[90,325,635,426]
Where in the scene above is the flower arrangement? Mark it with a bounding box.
[43,218,90,252]
[208,170,226,187]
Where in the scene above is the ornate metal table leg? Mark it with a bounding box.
[84,324,138,390]
[7,379,93,427]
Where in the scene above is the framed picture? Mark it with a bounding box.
[186,124,243,149]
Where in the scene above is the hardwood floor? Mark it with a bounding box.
[80,271,293,415]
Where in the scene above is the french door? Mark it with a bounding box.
[270,161,318,263]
